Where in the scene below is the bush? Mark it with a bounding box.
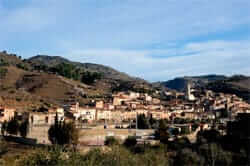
[123,136,137,148]
[48,115,79,147]
[104,136,119,146]
[137,114,150,129]
[81,71,102,85]
[0,68,8,79]
[154,119,170,144]
[19,145,170,166]
[6,117,19,135]
[174,148,204,166]
[19,119,29,138]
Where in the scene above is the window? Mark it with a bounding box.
[45,116,49,123]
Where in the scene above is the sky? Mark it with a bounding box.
[0,0,250,82]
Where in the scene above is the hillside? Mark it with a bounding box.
[0,65,103,109]
[27,55,153,93]
[155,74,250,103]
[207,75,250,103]
[0,52,156,109]
[154,75,227,91]
[28,55,141,81]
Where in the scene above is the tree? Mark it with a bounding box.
[1,121,7,136]
[123,136,137,148]
[198,143,230,166]
[137,114,150,129]
[81,71,102,85]
[6,117,19,135]
[155,119,170,144]
[19,119,29,138]
[197,129,221,143]
[174,148,204,166]
[172,128,180,136]
[48,115,79,147]
[105,136,119,146]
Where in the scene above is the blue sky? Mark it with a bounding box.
[0,0,250,82]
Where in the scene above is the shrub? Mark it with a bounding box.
[6,117,19,135]
[123,136,137,148]
[154,119,170,144]
[19,119,29,138]
[104,136,119,146]
[48,114,79,147]
[0,68,8,78]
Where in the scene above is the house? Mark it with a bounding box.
[152,98,161,104]
[96,101,104,109]
[0,107,15,122]
[113,96,130,106]
[96,109,111,121]
[129,92,140,99]
[29,107,64,125]
[30,112,55,125]
[149,110,169,120]
[71,107,96,122]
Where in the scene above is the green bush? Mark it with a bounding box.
[104,136,119,146]
[123,136,137,148]
[0,68,8,79]
[6,117,19,135]
[48,115,79,147]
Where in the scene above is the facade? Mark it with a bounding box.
[0,107,15,122]
[96,109,111,121]
[70,107,96,122]
[29,107,64,125]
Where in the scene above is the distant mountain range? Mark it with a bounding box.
[154,75,227,91]
[0,51,155,109]
[0,50,249,109]
[154,75,250,103]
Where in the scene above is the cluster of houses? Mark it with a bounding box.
[0,86,250,126]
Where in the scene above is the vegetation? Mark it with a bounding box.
[6,117,20,135]
[123,136,137,148]
[45,62,103,85]
[17,128,244,166]
[1,117,30,138]
[0,68,8,79]
[49,63,80,80]
[136,114,160,129]
[19,119,30,138]
[48,114,79,147]
[154,119,170,144]
[81,71,102,85]
[16,63,29,71]
[18,145,169,166]
[2,117,250,166]
[104,136,119,146]
[137,114,150,129]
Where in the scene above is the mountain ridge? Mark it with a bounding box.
[0,51,156,109]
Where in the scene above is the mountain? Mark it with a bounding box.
[155,74,250,103]
[0,52,156,109]
[154,75,227,91]
[27,55,154,93]
[28,55,141,81]
[207,75,250,103]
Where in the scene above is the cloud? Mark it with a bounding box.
[0,0,249,81]
[1,0,250,45]
[64,40,250,82]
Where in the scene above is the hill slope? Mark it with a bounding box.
[154,75,227,91]
[28,55,141,81]
[0,52,155,109]
[27,55,153,93]
[207,75,250,103]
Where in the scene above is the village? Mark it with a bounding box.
[0,83,250,145]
